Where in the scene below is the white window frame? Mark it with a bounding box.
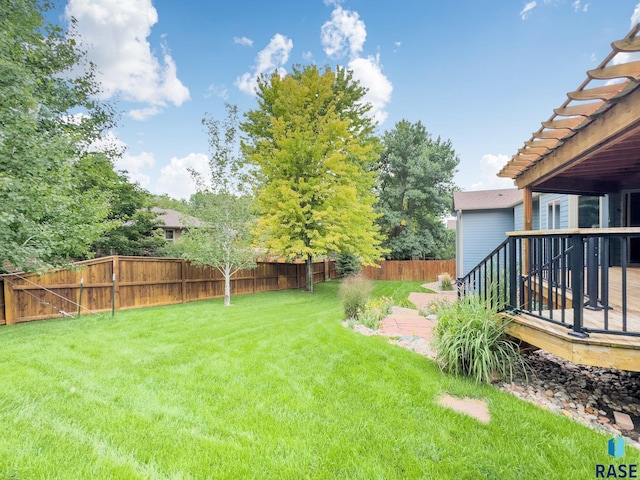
[546,200,561,230]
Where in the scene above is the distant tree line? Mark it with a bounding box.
[1,1,458,285]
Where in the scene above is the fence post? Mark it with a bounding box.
[181,259,187,303]
[3,277,15,325]
[112,256,120,315]
[253,264,257,293]
[569,235,588,338]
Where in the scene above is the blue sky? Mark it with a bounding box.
[57,0,640,199]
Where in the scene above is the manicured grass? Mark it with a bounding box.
[0,281,635,479]
[370,280,433,307]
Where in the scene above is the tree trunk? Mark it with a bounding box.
[306,254,314,293]
[224,266,231,306]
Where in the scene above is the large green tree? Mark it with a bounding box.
[176,104,257,306]
[241,65,384,292]
[0,0,117,272]
[376,120,458,260]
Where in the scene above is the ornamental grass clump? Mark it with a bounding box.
[338,275,373,319]
[432,294,527,384]
[439,272,454,291]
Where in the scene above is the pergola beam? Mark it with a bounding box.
[515,85,640,189]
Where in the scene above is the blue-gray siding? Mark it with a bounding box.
[457,209,514,277]
[513,198,540,231]
[539,193,570,229]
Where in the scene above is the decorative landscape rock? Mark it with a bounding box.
[499,350,640,448]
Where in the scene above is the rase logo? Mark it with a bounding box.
[596,436,638,478]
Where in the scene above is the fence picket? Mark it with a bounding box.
[0,256,338,324]
[360,260,456,282]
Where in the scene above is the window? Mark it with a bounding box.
[546,200,561,230]
[578,196,600,228]
[165,229,175,241]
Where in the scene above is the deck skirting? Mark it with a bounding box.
[505,312,640,372]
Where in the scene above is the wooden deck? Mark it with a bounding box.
[505,266,640,372]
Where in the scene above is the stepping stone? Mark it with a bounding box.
[613,411,634,431]
[437,394,491,424]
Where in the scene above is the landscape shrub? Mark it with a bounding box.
[431,294,526,383]
[336,252,362,277]
[338,275,373,319]
[359,296,394,330]
[439,272,454,291]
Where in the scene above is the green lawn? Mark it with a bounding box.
[0,281,635,479]
[370,280,433,307]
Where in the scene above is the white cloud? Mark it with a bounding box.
[572,0,588,12]
[632,2,640,27]
[470,154,515,190]
[321,6,366,59]
[204,84,229,100]
[86,131,153,188]
[65,0,190,119]
[520,1,537,20]
[235,34,293,96]
[234,36,253,47]
[302,51,314,62]
[128,106,163,121]
[348,55,393,125]
[156,153,209,200]
[117,151,154,174]
[320,4,392,124]
[116,150,155,189]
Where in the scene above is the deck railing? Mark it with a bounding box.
[459,228,640,338]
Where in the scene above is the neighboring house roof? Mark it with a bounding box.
[151,207,203,228]
[453,189,523,211]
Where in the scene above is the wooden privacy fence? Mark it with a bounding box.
[0,256,337,325]
[361,260,456,282]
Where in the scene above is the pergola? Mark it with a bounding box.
[498,24,640,231]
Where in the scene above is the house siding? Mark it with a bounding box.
[539,193,570,230]
[514,198,540,231]
[458,209,514,277]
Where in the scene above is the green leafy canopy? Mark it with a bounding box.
[376,120,459,260]
[241,64,386,291]
[0,0,119,272]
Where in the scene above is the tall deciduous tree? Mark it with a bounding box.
[377,120,459,260]
[176,104,257,306]
[241,64,384,292]
[0,0,117,272]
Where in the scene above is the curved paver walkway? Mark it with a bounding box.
[380,306,435,338]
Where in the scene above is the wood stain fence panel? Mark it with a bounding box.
[360,260,456,282]
[0,256,337,325]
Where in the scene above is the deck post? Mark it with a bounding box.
[508,236,517,310]
[522,187,533,274]
[585,237,602,310]
[569,234,588,338]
